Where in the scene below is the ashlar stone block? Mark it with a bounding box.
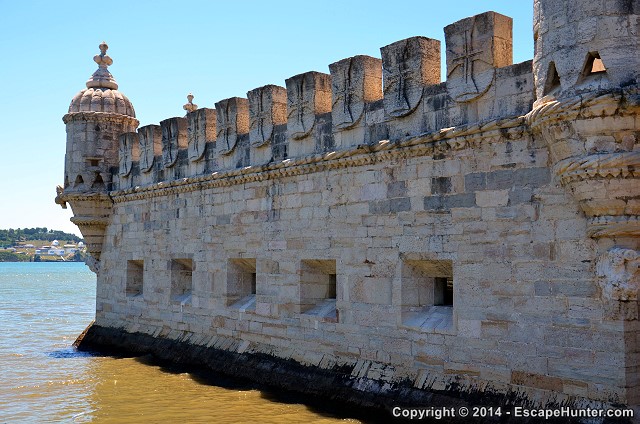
[138,124,162,173]
[160,117,188,168]
[285,71,331,140]
[381,36,441,117]
[445,11,513,102]
[187,108,216,162]
[248,85,287,148]
[118,132,139,177]
[329,55,382,131]
[215,97,250,155]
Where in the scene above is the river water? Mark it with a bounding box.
[0,262,364,423]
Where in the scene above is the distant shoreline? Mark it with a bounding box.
[0,258,86,263]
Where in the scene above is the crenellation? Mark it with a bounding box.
[216,97,249,162]
[445,11,513,103]
[187,107,215,162]
[118,132,139,179]
[285,71,332,156]
[381,36,441,141]
[60,4,640,412]
[329,55,383,149]
[137,124,162,181]
[105,14,540,191]
[248,85,287,165]
[160,117,188,171]
[382,36,441,117]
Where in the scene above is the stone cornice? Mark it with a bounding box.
[62,111,139,127]
[70,216,110,227]
[556,151,640,185]
[526,87,640,130]
[111,116,527,203]
[59,191,112,204]
[588,216,640,238]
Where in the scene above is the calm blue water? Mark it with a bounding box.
[0,262,361,423]
[0,262,96,423]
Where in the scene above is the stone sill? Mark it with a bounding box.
[171,292,192,307]
[401,306,455,335]
[301,299,338,327]
[230,294,257,313]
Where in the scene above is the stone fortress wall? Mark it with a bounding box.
[59,1,640,411]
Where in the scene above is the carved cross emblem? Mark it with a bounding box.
[118,132,138,177]
[445,13,505,103]
[286,72,331,140]
[188,110,205,161]
[292,79,307,127]
[249,85,285,147]
[383,45,415,116]
[217,102,235,155]
[391,60,412,111]
[382,36,438,118]
[330,57,368,130]
[250,90,271,146]
[118,134,131,177]
[162,119,179,167]
[334,65,356,126]
[139,127,156,173]
[449,30,484,87]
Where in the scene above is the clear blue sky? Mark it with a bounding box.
[0,0,533,237]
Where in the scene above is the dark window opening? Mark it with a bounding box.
[170,258,193,302]
[126,260,144,297]
[434,277,454,307]
[543,61,561,95]
[226,258,257,306]
[299,259,337,316]
[582,52,607,77]
[92,173,105,190]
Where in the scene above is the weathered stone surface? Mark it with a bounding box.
[215,97,249,155]
[285,72,331,140]
[138,124,162,173]
[329,55,382,130]
[160,117,188,168]
[118,132,139,177]
[248,85,287,147]
[445,12,513,102]
[381,36,440,117]
[187,108,216,162]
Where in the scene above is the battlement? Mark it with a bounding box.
[114,11,534,192]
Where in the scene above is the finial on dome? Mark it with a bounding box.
[183,93,198,113]
[86,41,118,90]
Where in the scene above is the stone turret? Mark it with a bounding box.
[529,1,640,240]
[56,42,139,270]
[529,1,640,405]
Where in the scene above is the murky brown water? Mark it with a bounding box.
[0,263,363,423]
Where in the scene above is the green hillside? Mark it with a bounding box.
[0,228,83,248]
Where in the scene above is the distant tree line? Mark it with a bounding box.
[0,227,83,247]
[0,251,31,262]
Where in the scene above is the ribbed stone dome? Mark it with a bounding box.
[67,42,136,117]
[68,88,136,116]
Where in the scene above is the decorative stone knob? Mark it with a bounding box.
[86,41,118,90]
[94,41,113,67]
[183,93,198,113]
